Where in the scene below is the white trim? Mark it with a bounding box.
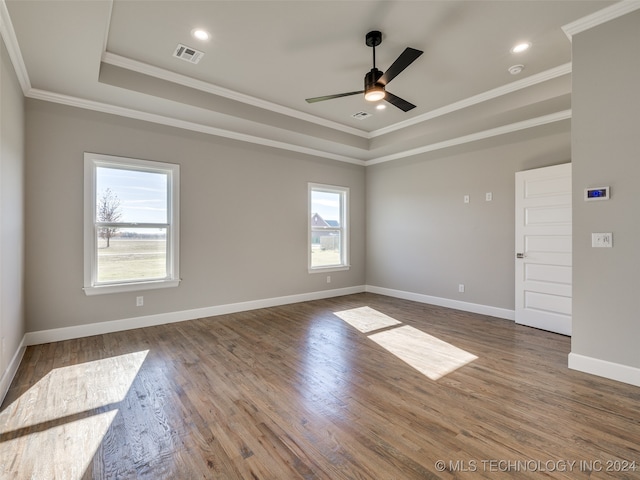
[102,51,575,144]
[0,0,31,94]
[308,183,350,272]
[24,86,572,167]
[102,51,369,139]
[83,279,181,296]
[83,153,180,295]
[369,64,572,138]
[12,290,640,392]
[2,0,628,168]
[0,334,27,405]
[27,89,366,166]
[101,0,114,54]
[102,51,573,144]
[366,110,572,166]
[308,265,350,274]
[24,286,366,345]
[568,352,640,388]
[562,0,640,41]
[365,285,516,321]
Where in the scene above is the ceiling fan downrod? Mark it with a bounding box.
[364,31,384,101]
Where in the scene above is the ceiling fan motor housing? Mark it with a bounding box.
[365,68,384,92]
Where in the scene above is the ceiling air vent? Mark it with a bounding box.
[351,111,372,120]
[173,44,204,64]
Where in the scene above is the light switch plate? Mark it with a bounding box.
[592,233,612,248]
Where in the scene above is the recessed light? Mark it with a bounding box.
[376,104,386,110]
[511,42,531,54]
[191,29,210,41]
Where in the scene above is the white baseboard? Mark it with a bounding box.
[365,285,515,321]
[24,286,366,346]
[22,284,514,347]
[15,286,640,390]
[568,352,640,387]
[0,334,27,405]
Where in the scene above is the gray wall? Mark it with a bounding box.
[13,8,640,387]
[572,11,640,369]
[25,100,365,332]
[0,37,26,388]
[366,122,571,311]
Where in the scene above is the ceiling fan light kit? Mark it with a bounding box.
[305,30,423,112]
[364,82,385,102]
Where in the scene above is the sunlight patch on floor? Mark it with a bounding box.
[334,306,401,333]
[334,307,477,380]
[369,325,478,380]
[1,410,118,478]
[0,350,147,432]
[0,350,148,479]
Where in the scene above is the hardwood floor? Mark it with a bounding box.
[2,293,639,479]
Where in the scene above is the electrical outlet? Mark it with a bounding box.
[486,192,493,201]
[136,296,144,307]
[592,233,613,248]
[458,284,465,293]
[326,276,331,284]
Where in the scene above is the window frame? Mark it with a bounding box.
[83,152,180,295]
[308,183,350,273]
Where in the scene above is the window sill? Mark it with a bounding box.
[308,265,350,274]
[83,279,180,296]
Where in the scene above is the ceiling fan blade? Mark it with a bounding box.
[378,47,423,86]
[384,91,417,112]
[305,91,364,103]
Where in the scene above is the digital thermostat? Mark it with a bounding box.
[584,186,609,201]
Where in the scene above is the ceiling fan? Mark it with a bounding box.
[305,31,423,112]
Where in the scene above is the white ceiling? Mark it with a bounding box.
[3,0,632,164]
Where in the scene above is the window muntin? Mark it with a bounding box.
[84,153,180,295]
[309,183,349,272]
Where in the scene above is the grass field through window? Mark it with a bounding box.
[97,238,167,282]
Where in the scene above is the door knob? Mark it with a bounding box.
[516,253,525,259]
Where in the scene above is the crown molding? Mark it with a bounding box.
[102,51,370,139]
[103,51,574,145]
[1,0,577,164]
[101,0,113,54]
[562,0,640,41]
[5,0,574,171]
[369,63,572,138]
[26,87,571,168]
[26,88,367,166]
[26,86,569,169]
[0,0,31,94]
[366,110,572,166]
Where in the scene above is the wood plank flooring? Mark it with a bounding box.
[1,293,640,479]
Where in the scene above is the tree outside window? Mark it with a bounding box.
[97,188,122,248]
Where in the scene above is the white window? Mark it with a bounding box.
[84,153,180,295]
[309,183,349,272]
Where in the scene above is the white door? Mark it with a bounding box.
[515,163,572,335]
